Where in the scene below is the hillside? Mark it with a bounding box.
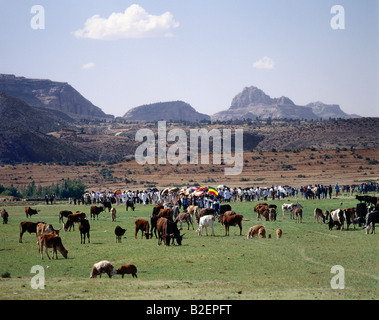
[123,101,210,122]
[0,74,113,119]
[212,86,359,121]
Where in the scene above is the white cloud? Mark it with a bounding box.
[253,56,275,70]
[82,62,95,69]
[74,4,179,40]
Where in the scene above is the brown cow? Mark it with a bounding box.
[174,212,194,230]
[157,217,183,246]
[110,207,117,222]
[38,233,68,260]
[90,206,104,220]
[59,210,72,223]
[1,209,8,224]
[276,228,283,239]
[294,207,303,223]
[134,219,152,239]
[157,208,173,221]
[64,212,86,231]
[116,264,138,278]
[196,208,216,223]
[343,207,357,230]
[79,219,90,244]
[25,207,39,218]
[219,214,243,236]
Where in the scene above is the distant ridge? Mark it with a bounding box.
[212,86,360,121]
[123,101,211,122]
[0,74,113,119]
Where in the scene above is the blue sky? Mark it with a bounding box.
[0,0,378,117]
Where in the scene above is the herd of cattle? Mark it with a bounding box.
[1,194,378,279]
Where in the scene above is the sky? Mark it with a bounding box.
[0,0,378,117]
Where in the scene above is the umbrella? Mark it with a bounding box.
[194,191,205,197]
[161,188,170,194]
[199,186,208,191]
[169,187,179,193]
[217,184,227,189]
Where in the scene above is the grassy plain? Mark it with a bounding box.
[0,196,378,300]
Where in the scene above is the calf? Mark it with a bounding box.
[246,225,264,239]
[116,264,138,278]
[115,225,126,243]
[293,207,302,223]
[276,228,283,239]
[25,207,39,218]
[174,212,194,230]
[365,210,379,235]
[90,260,116,278]
[38,234,68,260]
[219,214,243,236]
[196,215,215,236]
[1,209,8,224]
[110,207,117,222]
[282,202,303,220]
[90,206,104,220]
[79,219,90,244]
[134,219,152,239]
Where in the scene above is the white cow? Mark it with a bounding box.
[329,209,345,231]
[196,215,215,236]
[281,202,303,219]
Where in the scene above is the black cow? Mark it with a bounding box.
[19,221,44,243]
[365,211,379,235]
[79,219,90,244]
[126,200,135,211]
[59,210,73,223]
[115,225,126,243]
[25,207,39,218]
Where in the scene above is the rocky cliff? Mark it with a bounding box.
[0,74,113,119]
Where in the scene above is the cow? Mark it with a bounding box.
[196,215,215,236]
[276,228,283,239]
[157,208,173,221]
[102,200,112,212]
[150,215,160,239]
[59,210,72,223]
[329,209,345,231]
[343,208,357,230]
[64,212,86,231]
[156,217,184,246]
[116,264,138,278]
[218,210,236,223]
[19,221,44,243]
[135,219,152,239]
[196,208,216,223]
[256,206,270,221]
[36,222,60,238]
[38,233,68,260]
[174,212,194,231]
[90,260,116,278]
[293,207,303,223]
[164,203,180,218]
[126,200,135,211]
[219,214,243,236]
[246,225,264,239]
[314,208,327,223]
[282,203,303,220]
[1,209,8,224]
[258,227,266,238]
[365,210,379,235]
[79,219,90,244]
[186,205,199,219]
[90,206,104,220]
[152,204,164,216]
[25,207,39,218]
[220,204,232,215]
[115,225,126,243]
[110,207,117,222]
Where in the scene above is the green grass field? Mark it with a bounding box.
[0,196,378,300]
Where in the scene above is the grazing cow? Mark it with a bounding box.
[58,210,72,223]
[19,221,44,243]
[110,207,117,222]
[90,206,104,220]
[64,212,86,231]
[90,260,116,278]
[126,200,135,211]
[365,210,379,235]
[246,225,264,239]
[282,203,303,220]
[256,206,270,221]
[135,219,152,239]
[196,215,215,236]
[25,207,39,218]
[175,212,194,230]
[116,264,138,278]
[314,208,327,223]
[293,207,303,223]
[276,228,283,239]
[79,219,90,244]
[38,234,68,260]
[115,225,126,243]
[329,209,345,231]
[219,214,243,236]
[1,209,8,224]
[196,208,216,223]
[156,217,184,246]
[258,227,266,238]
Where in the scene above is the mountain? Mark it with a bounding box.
[123,101,211,122]
[0,74,113,119]
[212,86,359,121]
